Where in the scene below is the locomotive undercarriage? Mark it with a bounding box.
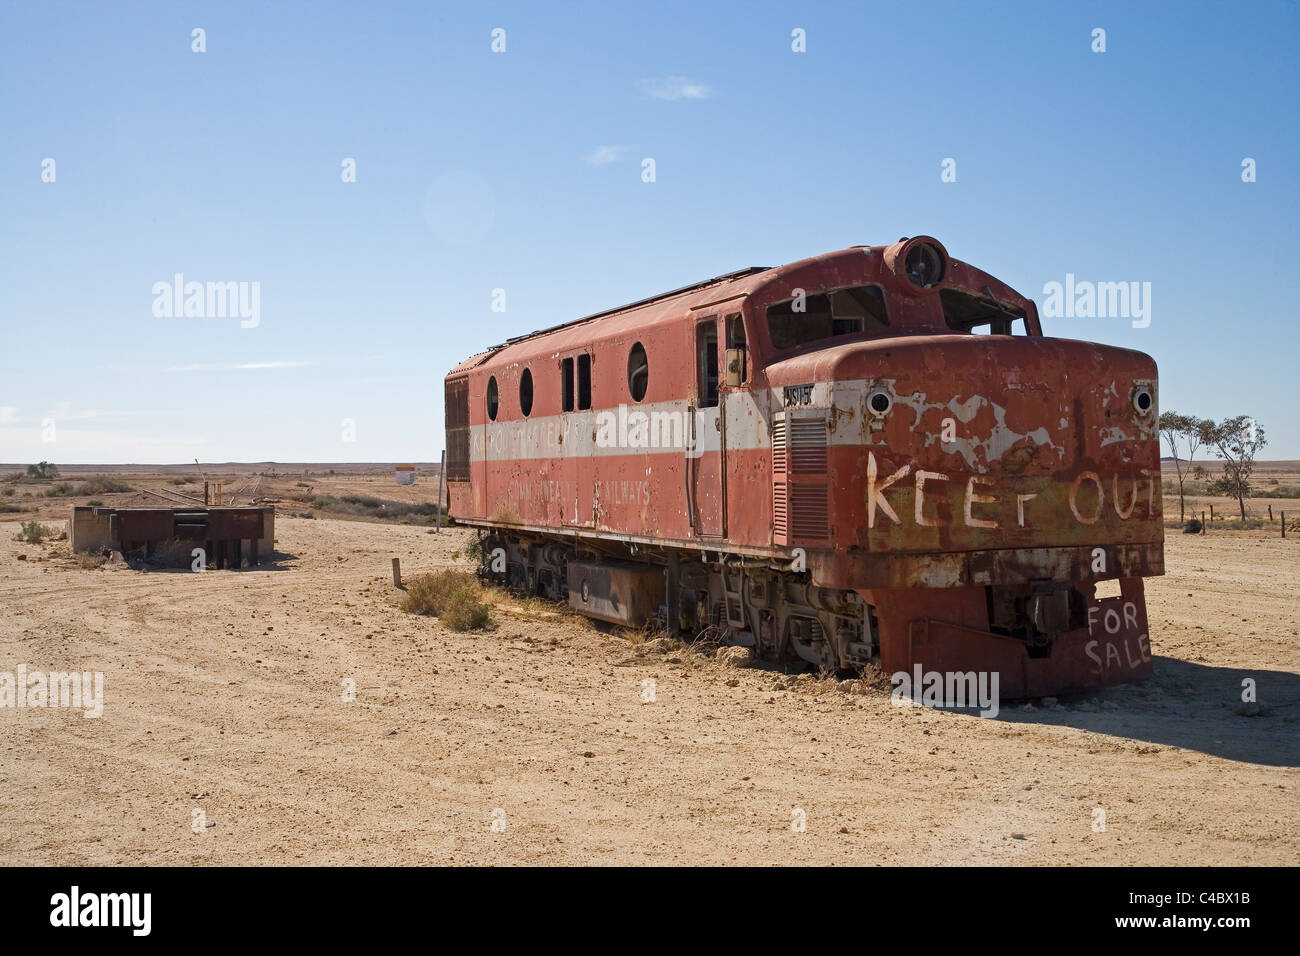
[473,529,875,672]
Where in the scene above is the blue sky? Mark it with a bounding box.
[1,0,1296,463]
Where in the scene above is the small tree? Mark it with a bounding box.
[25,461,58,480]
[1158,412,1215,522]
[1208,416,1266,520]
[1160,412,1192,521]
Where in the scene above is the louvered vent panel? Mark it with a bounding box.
[772,412,829,544]
[771,417,788,472]
[772,481,789,540]
[791,484,829,539]
[445,377,471,481]
[772,415,789,540]
[788,418,828,473]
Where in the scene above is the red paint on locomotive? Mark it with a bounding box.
[445,239,1163,698]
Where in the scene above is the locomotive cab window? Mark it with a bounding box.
[561,357,574,412]
[486,376,499,421]
[696,319,719,407]
[577,353,592,410]
[767,284,889,351]
[724,313,747,386]
[941,288,1027,335]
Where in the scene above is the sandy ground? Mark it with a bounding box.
[1,516,1296,866]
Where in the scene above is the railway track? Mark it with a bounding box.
[141,486,205,507]
[227,474,262,504]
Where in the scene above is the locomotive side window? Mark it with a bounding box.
[697,319,719,407]
[519,367,534,417]
[561,357,575,412]
[577,353,592,410]
[486,376,499,421]
[725,313,747,386]
[767,284,889,350]
[627,342,648,402]
[941,288,1027,335]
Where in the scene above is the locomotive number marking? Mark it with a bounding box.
[783,384,814,407]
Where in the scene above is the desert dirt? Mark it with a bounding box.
[1,479,1297,865]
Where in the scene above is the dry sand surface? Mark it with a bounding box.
[1,515,1296,865]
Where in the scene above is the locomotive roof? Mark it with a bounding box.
[447,246,886,374]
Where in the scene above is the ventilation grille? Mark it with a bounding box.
[445,377,470,481]
[787,418,828,473]
[790,484,830,539]
[772,412,829,543]
[772,481,788,536]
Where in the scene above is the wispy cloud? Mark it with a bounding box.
[43,403,115,422]
[0,406,16,424]
[639,76,711,101]
[584,145,629,167]
[166,361,313,372]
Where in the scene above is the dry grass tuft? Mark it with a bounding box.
[14,520,59,544]
[401,570,494,631]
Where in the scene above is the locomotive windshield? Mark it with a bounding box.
[766,284,890,350]
[940,288,1028,335]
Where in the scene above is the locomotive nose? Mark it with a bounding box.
[825,334,1162,556]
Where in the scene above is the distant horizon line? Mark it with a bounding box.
[0,461,445,469]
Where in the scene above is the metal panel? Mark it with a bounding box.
[116,510,175,542]
[567,560,665,627]
[207,508,264,539]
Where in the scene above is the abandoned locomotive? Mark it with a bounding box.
[444,237,1163,696]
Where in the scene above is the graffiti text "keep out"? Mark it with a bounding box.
[866,453,1158,531]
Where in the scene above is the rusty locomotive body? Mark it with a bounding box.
[444,238,1163,696]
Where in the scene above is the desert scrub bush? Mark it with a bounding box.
[77,476,132,495]
[453,534,494,564]
[441,588,494,630]
[401,569,476,613]
[311,493,443,522]
[14,521,58,544]
[44,482,76,497]
[401,570,494,631]
[1,486,14,496]
[1255,487,1300,498]
[86,499,103,507]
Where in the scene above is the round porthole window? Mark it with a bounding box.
[627,342,648,402]
[520,368,534,417]
[486,376,499,421]
[1132,386,1153,415]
